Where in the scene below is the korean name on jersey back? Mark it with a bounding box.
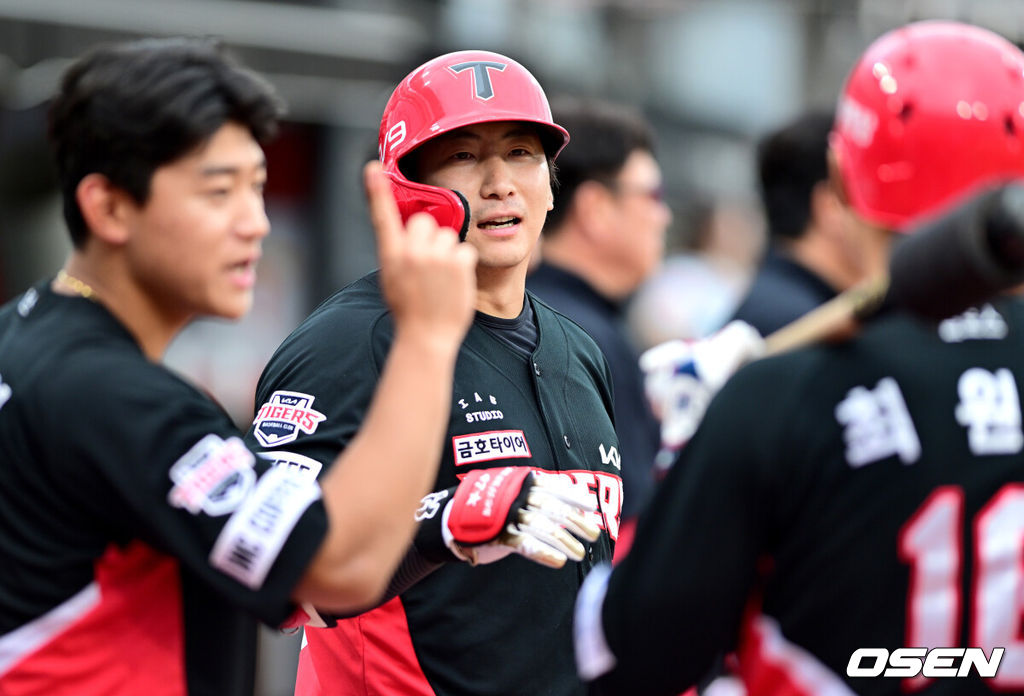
[252,390,327,448]
[836,367,1024,469]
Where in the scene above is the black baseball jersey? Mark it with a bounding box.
[245,271,622,696]
[0,283,328,695]
[581,299,1024,696]
[528,262,660,519]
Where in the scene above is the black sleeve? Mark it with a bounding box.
[587,359,799,696]
[245,298,451,619]
[42,351,328,627]
[311,483,460,624]
[315,545,446,625]
[244,302,391,474]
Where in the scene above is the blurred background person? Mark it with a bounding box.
[631,112,868,473]
[729,110,866,336]
[626,198,760,348]
[528,97,671,542]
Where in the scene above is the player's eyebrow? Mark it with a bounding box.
[199,158,267,177]
[501,127,539,140]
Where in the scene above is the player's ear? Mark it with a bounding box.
[810,180,842,233]
[826,147,850,208]
[76,173,134,246]
[573,180,614,240]
[545,165,555,212]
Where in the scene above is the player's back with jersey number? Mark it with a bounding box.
[597,298,1024,696]
[759,303,1022,694]
[731,299,1024,695]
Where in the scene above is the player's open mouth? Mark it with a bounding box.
[228,258,259,289]
[478,216,521,230]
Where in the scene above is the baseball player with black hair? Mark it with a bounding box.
[576,20,1024,696]
[0,37,485,694]
[246,51,622,696]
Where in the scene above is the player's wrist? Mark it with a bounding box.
[413,486,462,564]
[392,323,464,362]
[440,500,475,563]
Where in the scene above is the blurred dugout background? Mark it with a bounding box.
[0,1,1022,693]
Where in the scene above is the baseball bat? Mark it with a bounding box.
[763,183,1024,356]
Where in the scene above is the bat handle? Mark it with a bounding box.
[763,275,890,356]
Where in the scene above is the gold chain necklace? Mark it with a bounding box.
[55,269,96,300]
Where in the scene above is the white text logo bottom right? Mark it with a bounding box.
[847,647,1004,678]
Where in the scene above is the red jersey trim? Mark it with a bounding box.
[0,582,101,675]
[296,596,434,696]
[0,542,186,696]
[738,615,855,696]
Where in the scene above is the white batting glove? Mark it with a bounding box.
[640,320,765,464]
[421,467,600,569]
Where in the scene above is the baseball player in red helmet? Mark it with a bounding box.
[576,20,1024,696]
[246,50,622,695]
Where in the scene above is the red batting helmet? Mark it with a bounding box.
[831,21,1024,232]
[378,50,569,239]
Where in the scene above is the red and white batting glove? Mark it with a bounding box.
[640,320,765,468]
[416,466,600,569]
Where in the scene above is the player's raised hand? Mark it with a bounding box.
[364,160,477,348]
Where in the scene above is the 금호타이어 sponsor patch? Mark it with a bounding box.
[452,429,531,466]
[168,434,256,516]
[252,390,326,448]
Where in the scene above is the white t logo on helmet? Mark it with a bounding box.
[448,61,507,101]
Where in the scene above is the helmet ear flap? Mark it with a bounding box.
[386,172,471,242]
[450,190,471,242]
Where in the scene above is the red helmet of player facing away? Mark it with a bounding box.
[378,50,569,240]
[830,20,1024,232]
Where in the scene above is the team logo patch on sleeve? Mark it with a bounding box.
[210,465,322,590]
[452,429,531,466]
[168,435,256,516]
[252,391,327,447]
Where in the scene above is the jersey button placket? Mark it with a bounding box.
[533,361,542,377]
